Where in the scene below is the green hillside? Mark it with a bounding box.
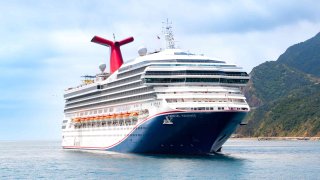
[239,84,320,137]
[248,61,313,103]
[277,32,320,77]
[238,32,320,137]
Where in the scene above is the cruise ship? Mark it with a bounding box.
[62,23,250,154]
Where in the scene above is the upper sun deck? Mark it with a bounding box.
[117,48,244,74]
[64,48,246,94]
[122,49,225,67]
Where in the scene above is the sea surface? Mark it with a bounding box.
[0,139,319,179]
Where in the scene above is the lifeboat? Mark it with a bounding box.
[123,113,130,119]
[129,111,139,118]
[129,112,139,121]
[110,114,116,120]
[115,113,123,120]
[104,115,110,120]
[130,111,139,116]
[75,118,81,123]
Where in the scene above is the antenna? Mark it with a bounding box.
[162,19,175,49]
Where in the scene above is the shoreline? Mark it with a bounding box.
[230,137,320,141]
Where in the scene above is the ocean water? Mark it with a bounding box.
[0,139,319,179]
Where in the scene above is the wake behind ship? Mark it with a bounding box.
[62,23,250,154]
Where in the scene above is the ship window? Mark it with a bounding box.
[145,70,248,77]
[97,85,103,89]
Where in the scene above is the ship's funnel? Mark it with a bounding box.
[91,36,134,73]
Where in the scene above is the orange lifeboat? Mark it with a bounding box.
[110,114,116,120]
[130,111,139,116]
[75,118,81,123]
[88,116,94,121]
[115,113,123,120]
[123,113,130,119]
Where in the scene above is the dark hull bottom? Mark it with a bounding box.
[109,111,247,154]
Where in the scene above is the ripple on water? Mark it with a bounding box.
[0,140,319,179]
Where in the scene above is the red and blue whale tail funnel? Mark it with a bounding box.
[91,36,134,73]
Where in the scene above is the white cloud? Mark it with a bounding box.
[178,20,320,71]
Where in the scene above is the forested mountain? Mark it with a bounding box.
[278,32,320,77]
[238,33,320,137]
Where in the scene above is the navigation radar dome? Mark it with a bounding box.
[138,47,147,56]
[99,63,106,72]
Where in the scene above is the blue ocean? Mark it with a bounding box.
[1,139,319,179]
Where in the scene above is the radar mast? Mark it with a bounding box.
[162,19,175,49]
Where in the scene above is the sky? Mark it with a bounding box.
[1,0,320,140]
